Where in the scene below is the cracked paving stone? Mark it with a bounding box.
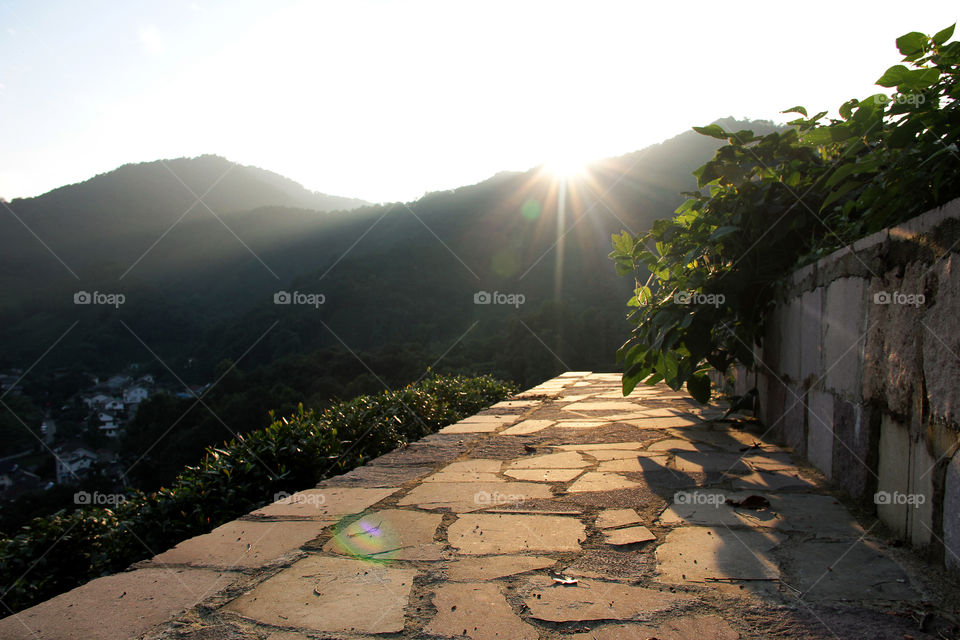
[597,455,670,472]
[439,414,519,434]
[490,400,542,410]
[552,420,609,429]
[782,538,918,601]
[448,513,585,554]
[521,575,691,622]
[596,509,642,529]
[445,555,556,581]
[323,509,444,561]
[647,438,721,452]
[150,519,324,569]
[568,615,740,639]
[663,427,780,451]
[562,401,646,412]
[671,451,751,473]
[555,442,646,452]
[423,471,503,483]
[0,568,236,640]
[507,451,589,469]
[222,555,416,634]
[438,459,504,473]
[566,472,642,493]
[658,492,864,536]
[250,487,398,520]
[398,481,553,512]
[603,525,656,545]
[741,453,799,471]
[500,419,555,435]
[424,582,539,640]
[503,468,584,482]
[556,394,595,402]
[319,464,433,488]
[619,416,705,428]
[656,526,783,583]
[733,470,817,491]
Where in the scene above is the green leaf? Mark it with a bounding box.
[876,65,909,87]
[686,374,711,404]
[933,24,956,45]
[901,68,939,89]
[838,99,858,121]
[636,285,653,304]
[799,127,834,147]
[692,124,729,140]
[895,32,927,57]
[781,106,807,117]
[709,226,739,240]
[819,180,860,212]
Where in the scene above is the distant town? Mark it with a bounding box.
[0,365,207,501]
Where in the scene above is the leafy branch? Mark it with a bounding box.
[610,26,960,403]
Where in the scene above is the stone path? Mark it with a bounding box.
[1,372,955,639]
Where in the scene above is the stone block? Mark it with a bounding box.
[831,399,877,501]
[862,276,890,405]
[761,373,786,431]
[823,277,868,401]
[852,228,889,254]
[780,296,803,383]
[883,262,925,416]
[782,384,807,455]
[909,440,935,547]
[890,195,960,241]
[922,254,960,425]
[807,390,834,478]
[762,303,783,375]
[877,416,911,538]
[799,287,824,384]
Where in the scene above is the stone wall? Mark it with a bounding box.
[746,196,960,571]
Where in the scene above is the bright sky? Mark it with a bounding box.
[1,1,957,203]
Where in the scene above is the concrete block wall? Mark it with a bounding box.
[746,196,960,571]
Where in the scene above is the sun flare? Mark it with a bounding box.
[543,152,588,179]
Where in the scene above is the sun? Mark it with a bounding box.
[543,151,588,179]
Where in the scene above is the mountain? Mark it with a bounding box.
[0,119,783,380]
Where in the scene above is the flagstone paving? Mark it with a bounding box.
[2,372,956,640]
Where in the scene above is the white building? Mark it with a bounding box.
[83,393,113,409]
[56,448,99,483]
[123,386,149,404]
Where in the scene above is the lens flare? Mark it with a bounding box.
[327,515,400,563]
[521,199,541,220]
